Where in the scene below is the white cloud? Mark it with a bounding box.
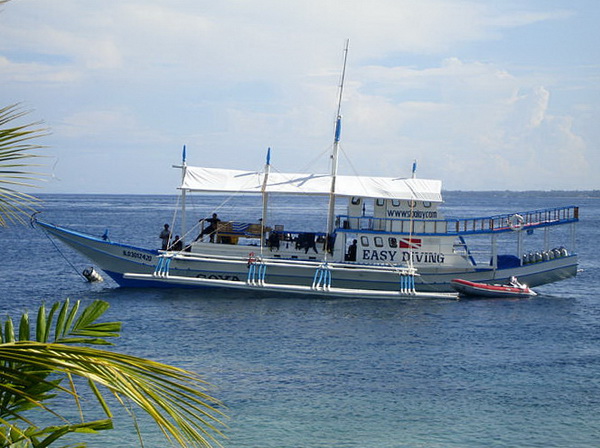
[328,58,592,190]
[53,108,170,147]
[0,0,596,192]
[0,55,79,82]
[2,0,570,83]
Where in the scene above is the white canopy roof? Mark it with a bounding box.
[180,166,443,202]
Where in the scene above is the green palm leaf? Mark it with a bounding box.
[0,300,227,448]
[0,103,48,227]
[0,343,226,448]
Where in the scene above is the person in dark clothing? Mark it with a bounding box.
[303,233,318,254]
[346,239,357,261]
[159,223,170,250]
[170,235,183,251]
[196,213,221,242]
[325,234,335,254]
[268,232,280,251]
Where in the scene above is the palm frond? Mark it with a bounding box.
[0,104,49,227]
[0,343,227,448]
[0,300,227,448]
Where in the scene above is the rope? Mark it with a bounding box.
[41,227,87,280]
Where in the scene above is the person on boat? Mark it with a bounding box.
[508,276,523,288]
[267,232,280,251]
[170,235,183,251]
[303,233,318,254]
[325,234,336,254]
[346,239,357,261]
[196,213,221,242]
[159,224,171,250]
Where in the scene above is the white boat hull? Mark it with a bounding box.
[37,220,578,293]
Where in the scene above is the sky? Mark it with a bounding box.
[1,0,599,194]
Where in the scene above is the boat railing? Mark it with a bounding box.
[336,206,579,236]
[174,251,415,273]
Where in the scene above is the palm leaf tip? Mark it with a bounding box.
[0,103,49,227]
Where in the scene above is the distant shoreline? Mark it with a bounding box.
[36,190,600,198]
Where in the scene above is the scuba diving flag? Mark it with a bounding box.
[399,238,422,249]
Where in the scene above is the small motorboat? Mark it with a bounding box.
[451,277,537,298]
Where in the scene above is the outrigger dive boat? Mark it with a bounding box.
[450,278,537,299]
[35,45,579,300]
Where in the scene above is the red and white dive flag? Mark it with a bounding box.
[399,238,422,249]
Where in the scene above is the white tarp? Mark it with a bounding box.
[181,166,443,202]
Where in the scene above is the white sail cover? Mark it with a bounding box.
[181,166,443,202]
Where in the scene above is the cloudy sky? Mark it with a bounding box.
[1,0,598,193]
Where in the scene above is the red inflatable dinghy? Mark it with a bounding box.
[451,277,537,298]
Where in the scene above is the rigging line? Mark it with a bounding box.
[335,143,375,207]
[185,163,263,242]
[267,164,323,195]
[168,192,204,249]
[188,191,235,235]
[167,194,180,247]
[41,228,87,280]
[167,194,200,251]
[290,143,334,175]
[338,143,358,176]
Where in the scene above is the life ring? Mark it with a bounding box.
[508,214,524,231]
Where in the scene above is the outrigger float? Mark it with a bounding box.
[35,43,579,300]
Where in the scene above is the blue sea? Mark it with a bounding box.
[1,192,599,448]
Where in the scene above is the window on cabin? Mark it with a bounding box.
[374,237,384,247]
[360,236,369,247]
[388,237,397,248]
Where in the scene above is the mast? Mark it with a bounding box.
[325,39,349,246]
[260,147,271,254]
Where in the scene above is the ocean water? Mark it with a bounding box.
[1,192,599,448]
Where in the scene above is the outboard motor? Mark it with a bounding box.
[83,267,104,282]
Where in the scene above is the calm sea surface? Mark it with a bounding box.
[1,192,599,447]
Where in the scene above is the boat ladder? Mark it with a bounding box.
[399,271,416,295]
[312,263,332,290]
[247,259,268,286]
[154,255,173,277]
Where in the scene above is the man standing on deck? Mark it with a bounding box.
[159,223,170,250]
[196,213,221,243]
